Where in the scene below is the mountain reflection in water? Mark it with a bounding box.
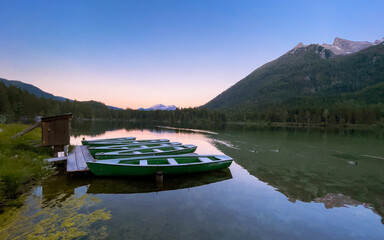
[207,128,384,224]
[34,124,383,239]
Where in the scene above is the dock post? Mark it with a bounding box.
[156,171,163,187]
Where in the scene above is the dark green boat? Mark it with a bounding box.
[87,142,182,156]
[82,139,170,147]
[86,154,233,176]
[95,144,197,160]
[81,137,136,145]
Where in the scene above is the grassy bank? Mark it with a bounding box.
[0,124,53,207]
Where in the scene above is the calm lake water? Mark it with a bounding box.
[1,122,384,239]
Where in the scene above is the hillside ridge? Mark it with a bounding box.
[203,38,384,111]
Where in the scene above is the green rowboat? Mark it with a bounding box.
[95,144,197,160]
[87,142,182,156]
[83,139,170,147]
[81,137,136,145]
[86,154,233,176]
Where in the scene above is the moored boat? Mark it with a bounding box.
[87,142,182,156]
[83,139,170,147]
[86,154,233,176]
[81,137,136,145]
[95,144,197,160]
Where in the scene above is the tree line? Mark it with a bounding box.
[1,82,383,126]
[227,106,384,126]
[0,82,226,124]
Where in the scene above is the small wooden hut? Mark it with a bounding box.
[11,113,73,156]
[41,113,73,155]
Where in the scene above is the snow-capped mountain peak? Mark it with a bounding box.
[138,104,177,111]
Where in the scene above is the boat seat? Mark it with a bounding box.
[167,158,178,165]
[140,160,148,166]
[174,147,184,150]
[133,151,141,154]
[141,145,149,148]
[153,149,164,152]
[199,157,213,163]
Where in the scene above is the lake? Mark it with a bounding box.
[1,122,384,239]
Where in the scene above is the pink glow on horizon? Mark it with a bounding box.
[0,66,237,109]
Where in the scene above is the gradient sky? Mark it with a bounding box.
[1,0,383,109]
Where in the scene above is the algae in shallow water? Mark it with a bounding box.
[0,193,111,240]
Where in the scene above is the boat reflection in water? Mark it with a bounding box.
[41,168,232,202]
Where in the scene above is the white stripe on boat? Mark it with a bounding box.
[199,157,213,163]
[140,160,148,166]
[167,158,178,165]
[153,149,164,152]
[215,155,230,160]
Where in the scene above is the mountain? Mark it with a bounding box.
[321,37,383,55]
[0,77,68,101]
[203,37,384,111]
[0,77,123,110]
[138,104,177,111]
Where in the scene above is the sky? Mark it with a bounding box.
[0,0,383,109]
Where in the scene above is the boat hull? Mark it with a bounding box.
[83,139,170,147]
[95,146,197,160]
[87,159,232,176]
[88,142,182,156]
[81,137,136,145]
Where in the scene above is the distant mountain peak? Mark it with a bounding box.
[324,37,373,55]
[294,42,305,49]
[374,37,384,45]
[138,104,177,111]
[289,37,383,57]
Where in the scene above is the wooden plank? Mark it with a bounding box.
[66,151,78,172]
[75,146,88,171]
[65,146,91,172]
[46,156,67,163]
[198,157,213,163]
[11,122,41,140]
[80,145,94,163]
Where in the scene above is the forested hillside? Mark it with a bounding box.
[0,78,67,101]
[204,43,384,111]
[202,42,384,125]
[0,82,225,124]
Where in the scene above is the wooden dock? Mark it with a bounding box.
[47,145,92,173]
